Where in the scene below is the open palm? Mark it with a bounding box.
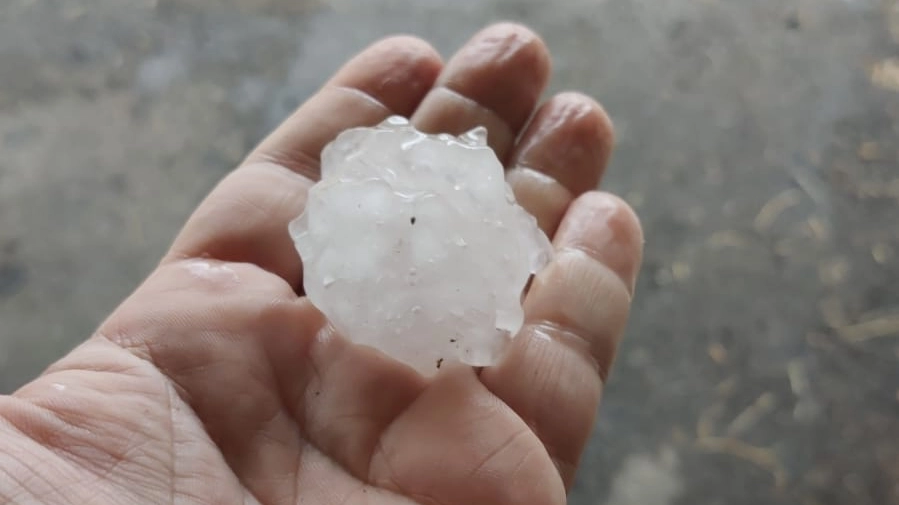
[1,24,642,505]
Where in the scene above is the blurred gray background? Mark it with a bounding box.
[1,0,898,503]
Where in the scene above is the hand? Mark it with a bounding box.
[1,23,642,505]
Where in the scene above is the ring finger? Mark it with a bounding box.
[507,92,615,236]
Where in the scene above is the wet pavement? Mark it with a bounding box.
[1,0,898,503]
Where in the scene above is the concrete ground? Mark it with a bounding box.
[1,0,898,503]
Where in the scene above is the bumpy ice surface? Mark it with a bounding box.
[289,116,552,375]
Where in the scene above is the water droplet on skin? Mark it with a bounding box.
[184,260,240,283]
[384,115,409,126]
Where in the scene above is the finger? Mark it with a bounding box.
[268,320,567,505]
[411,23,550,159]
[164,36,443,288]
[246,36,442,178]
[479,191,643,488]
[368,367,567,505]
[511,92,615,194]
[507,93,615,236]
[506,167,573,238]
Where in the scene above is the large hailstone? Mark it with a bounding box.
[289,116,552,375]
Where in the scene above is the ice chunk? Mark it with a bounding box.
[289,116,552,376]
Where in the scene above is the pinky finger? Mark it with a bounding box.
[479,191,643,487]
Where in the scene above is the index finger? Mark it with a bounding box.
[164,37,443,289]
